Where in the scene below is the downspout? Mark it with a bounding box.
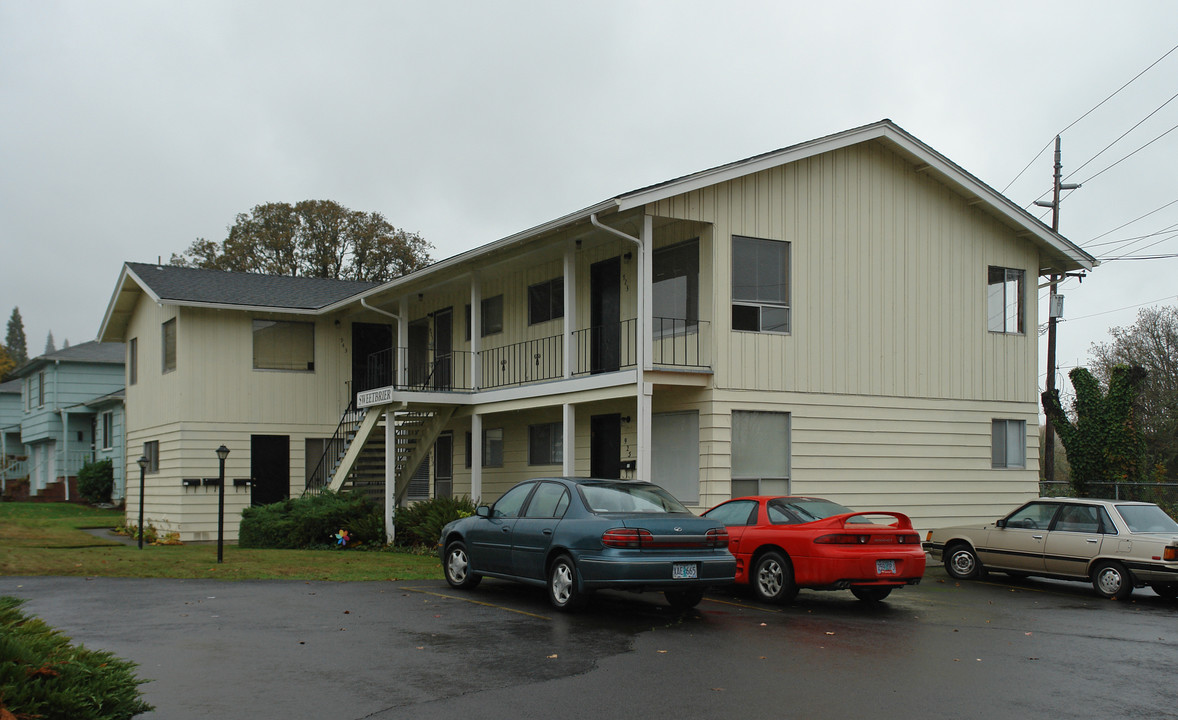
[590,214,651,482]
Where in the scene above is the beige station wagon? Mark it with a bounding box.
[924,498,1178,600]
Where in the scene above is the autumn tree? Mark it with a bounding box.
[0,344,14,379]
[5,307,27,365]
[171,200,433,282]
[1042,365,1152,498]
[1089,305,1178,480]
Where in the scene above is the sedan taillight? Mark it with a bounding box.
[706,527,730,549]
[601,528,653,548]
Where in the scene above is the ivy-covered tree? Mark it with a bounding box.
[1042,365,1150,498]
[1090,306,1178,480]
[5,307,27,365]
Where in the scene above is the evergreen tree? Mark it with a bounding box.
[5,307,27,364]
[44,331,55,355]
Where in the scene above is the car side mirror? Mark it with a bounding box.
[476,505,490,518]
[995,519,1007,528]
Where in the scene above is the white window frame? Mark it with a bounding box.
[528,422,563,466]
[730,410,791,497]
[987,266,1025,334]
[101,411,113,451]
[991,419,1026,469]
[732,235,790,334]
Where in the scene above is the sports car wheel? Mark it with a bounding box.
[752,551,799,603]
[664,589,705,610]
[443,541,482,590]
[1092,560,1134,600]
[1151,583,1178,600]
[547,555,585,611]
[943,543,983,580]
[850,586,893,602]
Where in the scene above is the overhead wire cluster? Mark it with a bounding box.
[1008,43,1178,389]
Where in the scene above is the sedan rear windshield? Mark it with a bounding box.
[579,483,690,514]
[1116,504,1178,534]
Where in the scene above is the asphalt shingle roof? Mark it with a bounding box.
[126,262,379,310]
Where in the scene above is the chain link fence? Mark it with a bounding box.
[1039,481,1178,516]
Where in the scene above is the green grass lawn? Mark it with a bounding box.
[0,502,443,581]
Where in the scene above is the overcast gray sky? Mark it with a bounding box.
[2,1,1176,398]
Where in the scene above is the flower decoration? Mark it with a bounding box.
[334,529,349,547]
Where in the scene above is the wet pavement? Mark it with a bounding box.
[3,569,1177,719]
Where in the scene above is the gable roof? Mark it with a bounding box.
[336,119,1095,309]
[100,263,379,340]
[9,341,126,379]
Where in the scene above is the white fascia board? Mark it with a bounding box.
[615,121,1095,272]
[97,264,158,342]
[324,199,621,314]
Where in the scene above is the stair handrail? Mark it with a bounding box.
[305,399,364,495]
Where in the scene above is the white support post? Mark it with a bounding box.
[636,214,654,482]
[61,409,70,501]
[564,241,576,379]
[470,274,482,390]
[471,413,483,502]
[385,408,396,544]
[562,402,576,477]
[397,296,409,388]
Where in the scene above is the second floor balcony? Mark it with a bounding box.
[360,317,711,395]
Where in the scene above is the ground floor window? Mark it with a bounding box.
[731,410,790,497]
[528,422,563,465]
[465,428,504,468]
[991,419,1026,468]
[143,440,159,474]
[101,411,113,450]
[652,411,699,504]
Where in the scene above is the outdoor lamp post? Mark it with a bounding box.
[136,455,148,550]
[216,445,229,563]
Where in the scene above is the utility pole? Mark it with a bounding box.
[1034,137,1081,486]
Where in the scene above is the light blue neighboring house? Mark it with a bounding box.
[0,378,25,490]
[7,342,126,501]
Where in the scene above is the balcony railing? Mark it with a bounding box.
[366,316,709,395]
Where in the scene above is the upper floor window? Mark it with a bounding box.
[161,319,176,373]
[37,371,45,408]
[653,239,699,337]
[732,235,790,333]
[128,338,138,385]
[528,278,564,325]
[987,267,1024,334]
[465,295,504,340]
[253,320,315,371]
[991,419,1026,469]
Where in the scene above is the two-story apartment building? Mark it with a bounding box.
[5,342,126,501]
[99,120,1095,543]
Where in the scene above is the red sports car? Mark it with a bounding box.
[702,496,925,603]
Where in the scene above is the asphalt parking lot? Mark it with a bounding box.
[4,568,1178,720]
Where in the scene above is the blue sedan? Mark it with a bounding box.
[438,477,736,611]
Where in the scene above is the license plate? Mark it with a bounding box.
[876,559,897,575]
[672,563,698,579]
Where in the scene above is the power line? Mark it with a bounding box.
[1081,198,1178,246]
[1075,120,1178,185]
[1063,90,1178,182]
[1063,293,1178,322]
[1084,222,1178,249]
[1002,42,1178,194]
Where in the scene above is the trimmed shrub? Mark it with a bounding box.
[0,596,153,719]
[77,459,114,505]
[393,495,477,548]
[238,490,385,549]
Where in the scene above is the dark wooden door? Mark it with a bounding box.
[250,435,290,506]
[590,257,621,373]
[590,413,622,479]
